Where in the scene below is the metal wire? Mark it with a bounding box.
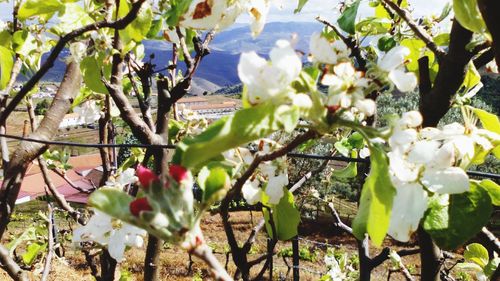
[1,133,499,180]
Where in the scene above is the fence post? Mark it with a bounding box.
[292,236,299,281]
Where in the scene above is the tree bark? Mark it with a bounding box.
[0,62,82,238]
[478,0,500,67]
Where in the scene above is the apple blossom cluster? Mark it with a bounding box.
[387,111,499,242]
[223,140,289,205]
[72,209,146,262]
[179,0,284,37]
[238,39,311,108]
[308,33,418,119]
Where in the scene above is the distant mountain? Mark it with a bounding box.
[33,22,324,92]
[211,21,322,54]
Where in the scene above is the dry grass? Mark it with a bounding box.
[1,201,432,281]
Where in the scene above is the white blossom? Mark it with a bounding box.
[242,179,262,205]
[388,181,428,242]
[69,42,86,63]
[323,62,369,109]
[309,32,350,64]
[238,40,301,105]
[73,100,101,123]
[73,210,146,262]
[265,173,288,204]
[377,46,417,92]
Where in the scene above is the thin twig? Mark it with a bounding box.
[191,244,233,281]
[316,16,367,70]
[382,0,446,60]
[41,203,55,281]
[0,0,148,126]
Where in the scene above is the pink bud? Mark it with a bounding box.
[169,164,189,183]
[136,165,159,188]
[129,197,152,217]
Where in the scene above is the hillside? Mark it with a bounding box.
[28,22,324,92]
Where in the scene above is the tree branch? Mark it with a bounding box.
[316,16,367,71]
[420,19,474,127]
[0,244,28,281]
[382,0,446,60]
[41,204,55,281]
[0,0,147,126]
[0,62,82,238]
[219,130,318,280]
[191,244,233,281]
[477,0,500,66]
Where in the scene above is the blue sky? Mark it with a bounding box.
[0,0,451,23]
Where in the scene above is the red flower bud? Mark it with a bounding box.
[169,164,189,183]
[129,197,152,217]
[136,165,159,188]
[326,105,341,114]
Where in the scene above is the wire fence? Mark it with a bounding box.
[1,133,499,180]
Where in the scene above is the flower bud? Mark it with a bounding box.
[129,197,153,217]
[136,165,158,188]
[169,164,189,183]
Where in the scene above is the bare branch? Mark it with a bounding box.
[0,244,28,281]
[191,244,233,281]
[41,204,55,281]
[382,0,446,60]
[316,16,367,71]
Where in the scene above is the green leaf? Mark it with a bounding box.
[146,18,164,39]
[433,33,450,46]
[22,242,46,266]
[453,0,486,34]
[464,243,489,268]
[165,0,194,26]
[80,55,111,94]
[119,0,153,44]
[352,145,395,246]
[338,0,361,34]
[423,182,493,250]
[173,103,300,169]
[332,151,358,178]
[375,4,391,20]
[478,179,500,206]
[484,257,500,277]
[462,62,481,91]
[294,0,309,13]
[377,35,397,52]
[263,189,301,241]
[356,17,391,36]
[198,166,229,203]
[88,188,135,223]
[18,0,63,20]
[473,108,500,134]
[0,46,13,90]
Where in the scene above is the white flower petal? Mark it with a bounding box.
[378,46,410,71]
[388,182,428,242]
[242,180,262,205]
[266,173,288,204]
[388,68,417,92]
[422,167,470,194]
[407,140,441,164]
[354,99,376,116]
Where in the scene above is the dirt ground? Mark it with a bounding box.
[1,200,450,281]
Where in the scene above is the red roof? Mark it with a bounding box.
[14,154,102,204]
